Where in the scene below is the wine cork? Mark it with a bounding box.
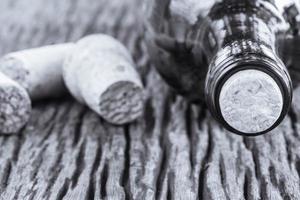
[0,72,31,134]
[0,44,74,134]
[63,34,144,124]
[0,44,74,100]
[218,69,284,134]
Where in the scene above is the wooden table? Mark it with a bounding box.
[0,0,300,199]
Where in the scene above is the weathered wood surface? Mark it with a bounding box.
[0,0,300,200]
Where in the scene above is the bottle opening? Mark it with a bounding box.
[218,69,284,135]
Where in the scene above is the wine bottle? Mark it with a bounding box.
[144,0,300,135]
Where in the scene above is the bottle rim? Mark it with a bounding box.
[206,54,292,136]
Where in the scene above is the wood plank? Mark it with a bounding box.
[0,0,299,199]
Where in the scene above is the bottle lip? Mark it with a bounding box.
[206,55,293,136]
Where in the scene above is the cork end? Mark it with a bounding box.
[0,83,31,134]
[99,81,144,124]
[218,69,283,135]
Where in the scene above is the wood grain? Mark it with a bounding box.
[0,0,300,199]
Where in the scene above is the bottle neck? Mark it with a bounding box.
[202,0,281,62]
[203,0,293,135]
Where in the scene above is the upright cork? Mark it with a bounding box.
[63,34,144,124]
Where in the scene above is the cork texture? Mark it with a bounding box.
[219,69,283,134]
[0,74,31,134]
[100,81,144,124]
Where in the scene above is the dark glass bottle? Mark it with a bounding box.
[144,0,300,135]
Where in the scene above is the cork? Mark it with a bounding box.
[0,72,31,134]
[0,44,74,100]
[0,43,74,134]
[63,34,144,124]
[219,69,283,134]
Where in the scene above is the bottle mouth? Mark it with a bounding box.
[218,69,283,135]
[205,54,292,136]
